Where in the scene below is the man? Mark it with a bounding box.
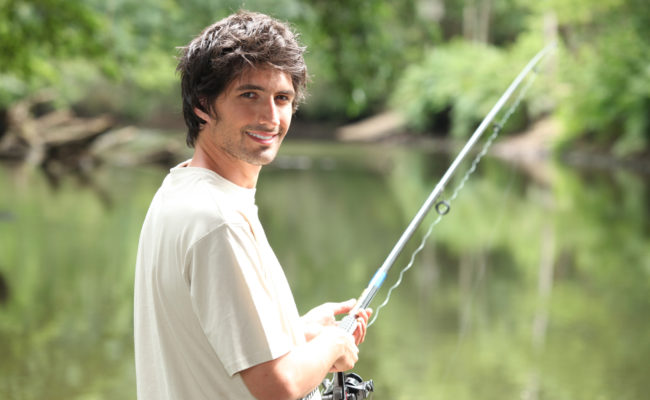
[134,10,371,400]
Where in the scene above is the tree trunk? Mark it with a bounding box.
[463,0,492,43]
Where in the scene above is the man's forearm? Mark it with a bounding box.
[241,327,357,400]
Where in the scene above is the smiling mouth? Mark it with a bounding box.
[245,129,281,145]
[246,131,275,140]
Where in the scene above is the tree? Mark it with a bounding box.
[0,0,110,104]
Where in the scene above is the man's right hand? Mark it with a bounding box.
[320,325,359,372]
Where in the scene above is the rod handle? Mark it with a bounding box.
[339,314,358,334]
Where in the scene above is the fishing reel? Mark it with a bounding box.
[321,372,374,400]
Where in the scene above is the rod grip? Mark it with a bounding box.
[339,314,358,334]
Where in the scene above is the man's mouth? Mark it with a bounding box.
[246,131,274,140]
[245,130,278,144]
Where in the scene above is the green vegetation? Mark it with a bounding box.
[0,0,433,121]
[390,39,538,137]
[1,0,647,152]
[392,0,649,156]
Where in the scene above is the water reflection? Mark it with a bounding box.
[0,141,648,400]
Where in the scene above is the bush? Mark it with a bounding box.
[390,40,545,137]
[556,25,650,156]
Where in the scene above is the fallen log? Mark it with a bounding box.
[0,93,115,178]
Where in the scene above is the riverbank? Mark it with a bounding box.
[2,99,648,185]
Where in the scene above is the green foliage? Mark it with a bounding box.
[0,0,648,152]
[389,0,649,153]
[295,0,437,119]
[442,0,531,45]
[0,0,110,105]
[0,0,107,76]
[525,0,650,154]
[390,40,539,137]
[555,19,650,155]
[0,0,436,121]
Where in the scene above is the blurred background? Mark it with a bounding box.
[0,0,648,399]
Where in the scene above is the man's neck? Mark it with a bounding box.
[189,146,261,189]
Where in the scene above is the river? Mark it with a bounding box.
[1,138,648,400]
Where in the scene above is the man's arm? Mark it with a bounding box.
[301,299,372,345]
[240,326,358,400]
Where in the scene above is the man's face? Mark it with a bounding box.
[201,67,295,167]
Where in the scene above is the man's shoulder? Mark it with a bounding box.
[152,169,253,232]
[158,183,233,225]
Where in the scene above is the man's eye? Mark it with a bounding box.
[276,95,290,102]
[241,92,256,99]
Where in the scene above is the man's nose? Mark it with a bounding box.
[259,98,280,127]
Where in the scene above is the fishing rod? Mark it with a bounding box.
[338,42,556,336]
[318,42,556,400]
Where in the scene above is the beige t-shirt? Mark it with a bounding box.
[134,162,307,399]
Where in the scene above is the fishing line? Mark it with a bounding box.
[368,59,543,327]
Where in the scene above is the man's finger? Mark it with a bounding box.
[332,298,357,315]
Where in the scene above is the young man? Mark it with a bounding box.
[134,11,371,400]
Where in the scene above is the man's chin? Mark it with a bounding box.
[246,151,279,166]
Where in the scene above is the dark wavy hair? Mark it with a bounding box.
[176,11,308,147]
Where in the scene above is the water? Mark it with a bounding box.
[1,140,648,400]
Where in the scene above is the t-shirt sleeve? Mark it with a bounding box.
[185,223,293,376]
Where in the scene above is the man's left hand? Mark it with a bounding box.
[301,299,372,345]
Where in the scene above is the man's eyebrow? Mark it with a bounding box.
[235,84,265,92]
[234,84,295,96]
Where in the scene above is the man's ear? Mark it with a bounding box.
[193,106,211,124]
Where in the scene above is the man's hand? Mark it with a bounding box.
[320,325,359,372]
[301,299,355,341]
[351,307,372,345]
[240,325,360,399]
[241,301,373,398]
[301,299,372,346]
